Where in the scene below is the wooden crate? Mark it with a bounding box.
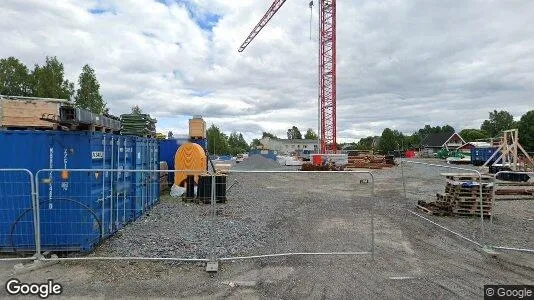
[189,117,206,138]
[0,98,61,128]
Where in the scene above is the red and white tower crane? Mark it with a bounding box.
[238,0,337,153]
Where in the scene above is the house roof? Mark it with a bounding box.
[420,132,461,147]
[460,142,492,148]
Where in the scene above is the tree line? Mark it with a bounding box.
[363,110,534,155]
[206,125,250,156]
[0,56,107,114]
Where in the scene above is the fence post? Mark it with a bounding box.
[206,172,218,272]
[401,160,407,202]
[34,170,42,259]
[369,172,375,260]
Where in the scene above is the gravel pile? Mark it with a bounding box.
[95,172,367,259]
[233,155,284,171]
[96,196,271,259]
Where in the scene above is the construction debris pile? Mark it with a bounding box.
[346,154,396,169]
[120,113,157,137]
[417,173,493,218]
[300,162,344,171]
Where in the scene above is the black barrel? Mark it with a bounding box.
[197,175,227,204]
[197,175,212,204]
[185,175,195,198]
[215,175,227,203]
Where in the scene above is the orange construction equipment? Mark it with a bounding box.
[174,142,207,186]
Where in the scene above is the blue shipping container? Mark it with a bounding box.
[132,137,159,218]
[471,147,498,166]
[0,130,158,252]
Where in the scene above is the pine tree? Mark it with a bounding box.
[75,64,106,114]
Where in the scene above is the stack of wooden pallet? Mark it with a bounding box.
[417,173,494,218]
[443,174,493,217]
[346,154,395,169]
[0,96,63,129]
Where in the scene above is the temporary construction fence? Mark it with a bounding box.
[1,169,375,271]
[0,169,37,261]
[216,170,376,263]
[401,160,534,255]
[400,160,488,249]
[489,171,534,254]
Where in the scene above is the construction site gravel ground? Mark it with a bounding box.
[1,158,533,299]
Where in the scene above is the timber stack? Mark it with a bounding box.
[346,154,396,169]
[418,173,494,217]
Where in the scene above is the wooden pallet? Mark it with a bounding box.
[454,212,491,218]
[416,204,450,216]
[442,173,493,182]
[0,98,61,128]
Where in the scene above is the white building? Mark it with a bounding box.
[259,137,319,155]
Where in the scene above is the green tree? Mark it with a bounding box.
[0,57,32,96]
[228,132,250,155]
[404,133,421,149]
[417,124,455,136]
[459,128,489,142]
[518,110,534,152]
[378,128,398,154]
[262,132,279,139]
[481,110,516,137]
[356,136,377,150]
[75,64,106,114]
[441,125,455,134]
[286,126,302,139]
[250,138,261,149]
[131,105,142,114]
[304,128,318,140]
[31,56,74,99]
[206,124,230,155]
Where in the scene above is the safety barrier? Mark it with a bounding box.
[0,169,38,261]
[1,168,376,270]
[488,171,534,254]
[217,170,376,262]
[31,169,210,263]
[400,160,488,249]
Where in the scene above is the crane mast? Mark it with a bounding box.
[318,0,336,153]
[238,0,337,153]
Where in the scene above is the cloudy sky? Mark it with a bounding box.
[2,0,533,142]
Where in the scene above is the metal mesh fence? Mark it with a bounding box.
[488,171,534,253]
[4,168,375,267]
[400,160,487,248]
[33,169,210,262]
[215,171,375,261]
[0,169,36,260]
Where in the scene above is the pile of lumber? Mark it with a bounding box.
[495,181,534,200]
[346,154,395,169]
[0,96,64,129]
[301,162,344,171]
[120,113,156,137]
[417,173,494,218]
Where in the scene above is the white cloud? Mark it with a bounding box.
[1,0,534,143]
